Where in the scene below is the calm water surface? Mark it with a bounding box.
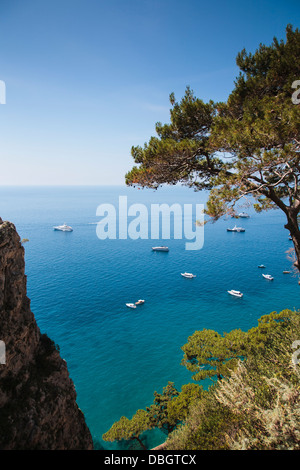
[0,185,298,449]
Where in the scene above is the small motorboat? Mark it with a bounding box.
[152,246,169,252]
[53,223,73,232]
[258,265,266,268]
[238,212,250,218]
[181,272,196,278]
[228,290,243,298]
[262,274,274,280]
[227,225,245,232]
[126,303,136,309]
[283,270,291,274]
[135,299,145,305]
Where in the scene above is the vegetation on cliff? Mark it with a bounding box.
[102,309,300,450]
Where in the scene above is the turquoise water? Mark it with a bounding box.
[0,185,299,449]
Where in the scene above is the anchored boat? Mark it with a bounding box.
[228,290,243,298]
[53,223,73,232]
[262,274,274,280]
[227,225,245,232]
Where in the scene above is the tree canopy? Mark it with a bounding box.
[125,25,300,270]
[181,328,247,381]
[102,381,205,449]
[102,382,181,449]
[181,310,292,382]
[102,409,151,450]
[146,381,180,434]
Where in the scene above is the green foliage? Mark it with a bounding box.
[181,310,295,382]
[167,383,206,424]
[181,328,247,381]
[146,382,180,434]
[102,410,151,449]
[102,382,180,448]
[102,382,205,448]
[210,25,300,219]
[165,309,300,450]
[166,394,243,450]
[125,86,218,190]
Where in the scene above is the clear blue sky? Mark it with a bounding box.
[0,0,299,185]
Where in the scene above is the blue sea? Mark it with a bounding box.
[0,185,299,449]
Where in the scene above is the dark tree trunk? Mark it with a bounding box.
[284,209,300,271]
[133,436,147,450]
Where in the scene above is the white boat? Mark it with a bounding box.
[53,223,73,232]
[258,265,266,268]
[283,270,291,274]
[181,272,196,278]
[228,290,243,298]
[135,299,145,305]
[152,246,169,251]
[227,225,245,232]
[126,303,136,309]
[238,212,250,218]
[262,274,274,280]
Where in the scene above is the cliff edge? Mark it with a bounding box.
[0,219,93,450]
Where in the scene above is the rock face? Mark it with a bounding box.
[0,220,93,450]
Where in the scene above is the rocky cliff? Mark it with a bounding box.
[0,219,93,450]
